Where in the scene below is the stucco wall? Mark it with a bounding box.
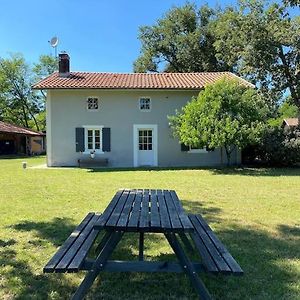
[47,89,241,167]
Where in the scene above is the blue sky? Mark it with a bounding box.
[0,0,238,72]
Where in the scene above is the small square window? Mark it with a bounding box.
[87,97,99,110]
[139,97,151,111]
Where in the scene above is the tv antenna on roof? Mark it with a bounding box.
[48,36,59,57]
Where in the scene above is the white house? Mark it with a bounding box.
[33,54,251,168]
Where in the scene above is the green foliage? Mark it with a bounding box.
[27,111,46,131]
[258,126,300,166]
[0,54,41,129]
[0,54,55,130]
[213,0,300,109]
[33,55,58,80]
[133,4,229,73]
[134,0,300,113]
[169,78,267,164]
[268,99,299,127]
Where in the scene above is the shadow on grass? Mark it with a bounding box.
[85,166,300,177]
[210,167,300,177]
[11,217,76,246]
[6,207,300,299]
[277,224,300,238]
[0,247,77,299]
[180,199,222,224]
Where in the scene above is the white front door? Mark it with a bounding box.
[133,125,158,167]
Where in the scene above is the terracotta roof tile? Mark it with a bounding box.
[33,71,254,90]
[0,121,44,136]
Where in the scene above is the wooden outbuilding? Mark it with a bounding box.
[0,121,45,155]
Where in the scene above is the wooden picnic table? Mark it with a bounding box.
[44,189,243,300]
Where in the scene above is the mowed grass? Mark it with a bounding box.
[0,156,299,300]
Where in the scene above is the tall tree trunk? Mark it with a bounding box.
[278,46,300,109]
[21,105,28,128]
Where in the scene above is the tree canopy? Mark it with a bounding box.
[133,4,229,73]
[169,78,268,164]
[134,0,300,113]
[213,0,300,110]
[0,54,57,131]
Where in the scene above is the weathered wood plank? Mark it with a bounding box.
[106,190,130,227]
[163,190,182,230]
[127,190,143,229]
[189,215,231,273]
[150,190,160,229]
[55,214,100,272]
[169,190,194,230]
[43,213,95,273]
[195,214,243,275]
[117,191,136,228]
[94,190,124,228]
[139,191,150,229]
[68,214,102,272]
[189,220,219,273]
[157,191,172,230]
[82,260,206,273]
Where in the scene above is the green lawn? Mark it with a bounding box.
[0,157,299,300]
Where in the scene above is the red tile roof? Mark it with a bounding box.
[33,71,253,90]
[283,118,299,127]
[0,121,44,136]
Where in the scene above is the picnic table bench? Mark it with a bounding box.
[44,189,243,299]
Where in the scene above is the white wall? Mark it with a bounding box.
[47,89,241,167]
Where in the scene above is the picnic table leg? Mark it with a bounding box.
[139,232,144,261]
[72,231,123,300]
[165,232,212,300]
[94,230,111,254]
[178,232,194,253]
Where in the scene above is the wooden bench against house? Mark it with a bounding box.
[78,158,108,168]
[188,214,243,275]
[44,213,102,273]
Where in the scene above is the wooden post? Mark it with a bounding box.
[139,232,144,261]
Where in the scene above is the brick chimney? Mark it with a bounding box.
[58,53,70,77]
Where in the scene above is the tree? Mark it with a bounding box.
[0,54,56,131]
[169,78,267,165]
[133,4,230,73]
[32,54,58,130]
[213,0,300,112]
[0,54,42,129]
[33,54,57,80]
[258,126,300,166]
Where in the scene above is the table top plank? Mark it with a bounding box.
[117,191,136,228]
[96,189,192,233]
[139,190,150,229]
[95,190,124,227]
[127,190,143,229]
[163,190,182,230]
[157,190,172,230]
[106,190,130,227]
[169,190,194,230]
[150,190,161,229]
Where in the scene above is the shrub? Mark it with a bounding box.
[243,125,300,166]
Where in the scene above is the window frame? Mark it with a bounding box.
[188,146,208,154]
[83,125,104,154]
[139,97,151,112]
[86,96,99,111]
